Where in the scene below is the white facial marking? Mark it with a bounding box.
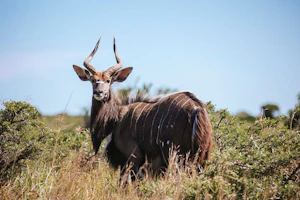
[96,80,105,84]
[93,95,102,101]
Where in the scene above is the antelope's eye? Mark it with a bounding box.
[106,79,110,83]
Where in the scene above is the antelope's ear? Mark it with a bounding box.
[112,67,133,82]
[73,65,90,81]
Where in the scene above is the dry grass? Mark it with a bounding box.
[2,153,122,200]
[0,148,276,200]
[1,148,233,200]
[1,102,299,200]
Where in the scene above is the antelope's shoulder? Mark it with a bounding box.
[128,90,204,106]
[164,91,203,103]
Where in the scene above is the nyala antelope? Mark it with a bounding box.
[73,37,212,180]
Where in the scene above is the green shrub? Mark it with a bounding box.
[210,108,300,199]
[0,101,90,183]
[1,100,299,199]
[0,101,47,182]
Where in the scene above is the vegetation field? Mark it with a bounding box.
[1,99,299,199]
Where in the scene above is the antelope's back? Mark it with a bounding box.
[120,91,209,154]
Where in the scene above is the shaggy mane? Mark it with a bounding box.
[119,92,167,105]
[118,90,204,106]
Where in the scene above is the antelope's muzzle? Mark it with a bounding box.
[93,91,108,102]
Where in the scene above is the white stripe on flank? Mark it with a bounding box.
[181,98,192,108]
[171,96,190,127]
[192,107,200,153]
[172,98,191,127]
[134,103,150,137]
[142,103,155,141]
[156,113,164,144]
[130,102,143,137]
[157,94,184,141]
[166,95,187,127]
[150,103,162,145]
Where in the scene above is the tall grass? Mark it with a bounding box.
[1,101,299,199]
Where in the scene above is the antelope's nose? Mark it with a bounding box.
[93,90,103,95]
[93,90,106,97]
[93,91,108,101]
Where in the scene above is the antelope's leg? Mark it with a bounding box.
[104,140,127,169]
[151,155,167,177]
[120,146,145,183]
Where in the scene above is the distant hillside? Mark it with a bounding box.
[42,114,89,132]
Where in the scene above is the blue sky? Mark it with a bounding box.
[0,0,299,116]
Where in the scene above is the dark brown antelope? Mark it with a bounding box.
[73,37,212,180]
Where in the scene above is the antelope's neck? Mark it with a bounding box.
[90,95,121,140]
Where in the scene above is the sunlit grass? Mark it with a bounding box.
[1,101,299,199]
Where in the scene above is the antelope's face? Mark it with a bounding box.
[90,72,112,102]
[73,66,132,102]
[73,37,133,103]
